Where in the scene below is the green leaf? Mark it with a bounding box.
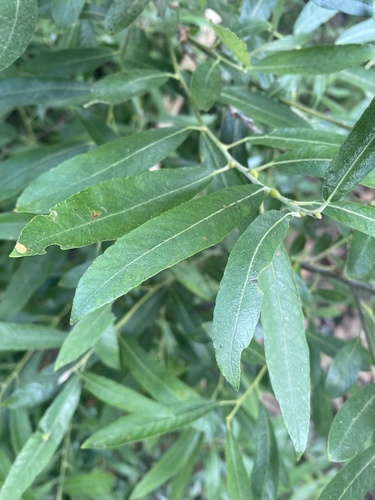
[210,21,250,67]
[294,1,338,34]
[259,245,310,456]
[71,185,265,322]
[225,430,253,500]
[23,48,114,78]
[0,248,60,321]
[247,128,344,150]
[220,88,309,128]
[323,200,375,238]
[0,78,91,118]
[55,305,115,370]
[325,338,363,398]
[273,146,338,177]
[0,322,66,351]
[11,166,213,257]
[318,445,375,500]
[76,109,117,145]
[328,384,375,462]
[312,0,372,16]
[251,405,279,500]
[16,127,191,214]
[345,231,375,279]
[0,213,33,241]
[130,429,202,499]
[62,469,115,498]
[191,61,222,112]
[171,260,214,301]
[104,0,152,33]
[253,44,375,75]
[0,377,81,500]
[0,143,89,204]
[82,372,169,415]
[82,399,217,448]
[213,211,291,390]
[51,0,85,26]
[0,0,38,72]
[86,70,170,106]
[323,97,375,201]
[119,338,200,404]
[169,441,201,500]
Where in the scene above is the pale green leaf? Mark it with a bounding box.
[253,44,375,75]
[130,429,202,499]
[328,384,375,462]
[220,88,309,128]
[0,322,66,351]
[82,372,169,415]
[9,408,32,454]
[336,19,375,44]
[62,469,115,498]
[210,21,250,67]
[225,430,253,500]
[71,185,265,323]
[82,400,217,448]
[213,211,291,390]
[16,127,191,214]
[251,405,279,499]
[0,79,91,118]
[104,0,151,33]
[294,1,338,34]
[273,146,338,177]
[318,445,375,500]
[191,61,222,111]
[345,231,375,279]
[55,305,115,370]
[259,245,310,456]
[0,377,81,500]
[247,128,344,150]
[323,97,375,201]
[323,200,375,238]
[0,213,33,241]
[11,166,213,257]
[325,338,363,398]
[86,70,169,106]
[0,0,38,72]
[119,338,200,404]
[51,0,85,26]
[171,260,214,301]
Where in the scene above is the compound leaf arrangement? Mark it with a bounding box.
[0,0,374,498]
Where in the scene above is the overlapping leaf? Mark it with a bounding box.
[71,185,265,323]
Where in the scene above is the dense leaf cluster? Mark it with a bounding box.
[0,0,374,498]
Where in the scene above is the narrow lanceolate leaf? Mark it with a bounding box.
[130,429,202,500]
[11,167,213,257]
[85,70,169,106]
[273,146,338,177]
[225,430,253,500]
[328,384,375,462]
[191,61,222,112]
[251,405,279,500]
[0,79,91,118]
[0,213,33,241]
[72,185,265,323]
[104,0,151,33]
[55,305,115,370]
[323,97,375,201]
[325,338,363,398]
[0,377,81,500]
[82,372,169,415]
[213,211,291,390]
[82,400,217,448]
[323,200,375,238]
[247,128,344,150]
[318,445,375,500]
[210,21,250,67]
[16,127,191,214]
[259,245,310,457]
[253,44,375,75]
[0,322,66,351]
[0,0,38,71]
[221,88,309,129]
[51,0,85,26]
[119,338,199,404]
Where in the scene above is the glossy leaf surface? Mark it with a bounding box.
[71,185,265,322]
[213,211,291,390]
[323,201,375,238]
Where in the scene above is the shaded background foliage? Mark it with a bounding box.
[0,0,374,499]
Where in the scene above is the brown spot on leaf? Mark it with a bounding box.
[90,211,101,219]
[15,242,27,254]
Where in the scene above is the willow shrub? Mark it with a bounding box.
[0,0,374,498]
